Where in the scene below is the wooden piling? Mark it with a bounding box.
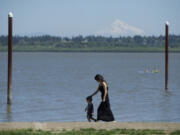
[7,12,13,104]
[165,22,169,91]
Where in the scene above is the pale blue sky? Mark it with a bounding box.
[0,0,180,37]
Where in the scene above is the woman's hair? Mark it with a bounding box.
[94,74,104,82]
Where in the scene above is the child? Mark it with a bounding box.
[85,96,96,122]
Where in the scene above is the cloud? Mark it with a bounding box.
[96,19,145,36]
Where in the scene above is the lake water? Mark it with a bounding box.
[0,52,180,122]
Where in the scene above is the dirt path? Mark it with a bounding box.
[0,122,180,131]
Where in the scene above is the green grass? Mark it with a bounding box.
[170,130,180,135]
[1,128,179,135]
[0,46,180,52]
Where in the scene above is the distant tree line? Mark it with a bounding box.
[0,35,180,48]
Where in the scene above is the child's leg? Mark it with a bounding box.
[87,116,91,122]
[90,116,97,122]
[88,118,91,122]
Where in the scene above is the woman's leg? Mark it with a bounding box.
[97,102,104,121]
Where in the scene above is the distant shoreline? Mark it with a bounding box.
[0,50,180,53]
[0,48,180,53]
[0,51,180,53]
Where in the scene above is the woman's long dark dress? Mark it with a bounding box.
[97,85,115,122]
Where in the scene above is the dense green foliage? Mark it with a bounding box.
[1,128,178,135]
[0,35,180,52]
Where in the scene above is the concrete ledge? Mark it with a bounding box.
[0,122,180,131]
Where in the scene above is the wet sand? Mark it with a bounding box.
[0,122,180,131]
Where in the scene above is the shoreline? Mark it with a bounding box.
[0,50,180,53]
[0,122,180,131]
[0,47,180,53]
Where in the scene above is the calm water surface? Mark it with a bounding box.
[0,52,180,122]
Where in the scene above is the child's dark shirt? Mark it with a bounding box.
[86,103,94,117]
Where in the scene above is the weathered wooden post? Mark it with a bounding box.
[7,12,13,104]
[165,21,169,91]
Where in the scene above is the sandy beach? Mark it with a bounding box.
[0,122,180,131]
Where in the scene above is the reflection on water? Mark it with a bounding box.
[6,104,12,122]
[160,91,173,121]
[0,52,180,122]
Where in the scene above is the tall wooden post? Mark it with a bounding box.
[165,21,169,91]
[7,12,13,104]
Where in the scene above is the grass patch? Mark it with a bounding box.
[0,128,170,135]
[170,130,180,135]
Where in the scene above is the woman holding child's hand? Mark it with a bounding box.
[89,74,115,122]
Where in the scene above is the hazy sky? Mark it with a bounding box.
[0,0,180,37]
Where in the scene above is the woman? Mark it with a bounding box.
[89,74,115,122]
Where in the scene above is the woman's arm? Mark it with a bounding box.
[102,82,108,102]
[90,85,100,97]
